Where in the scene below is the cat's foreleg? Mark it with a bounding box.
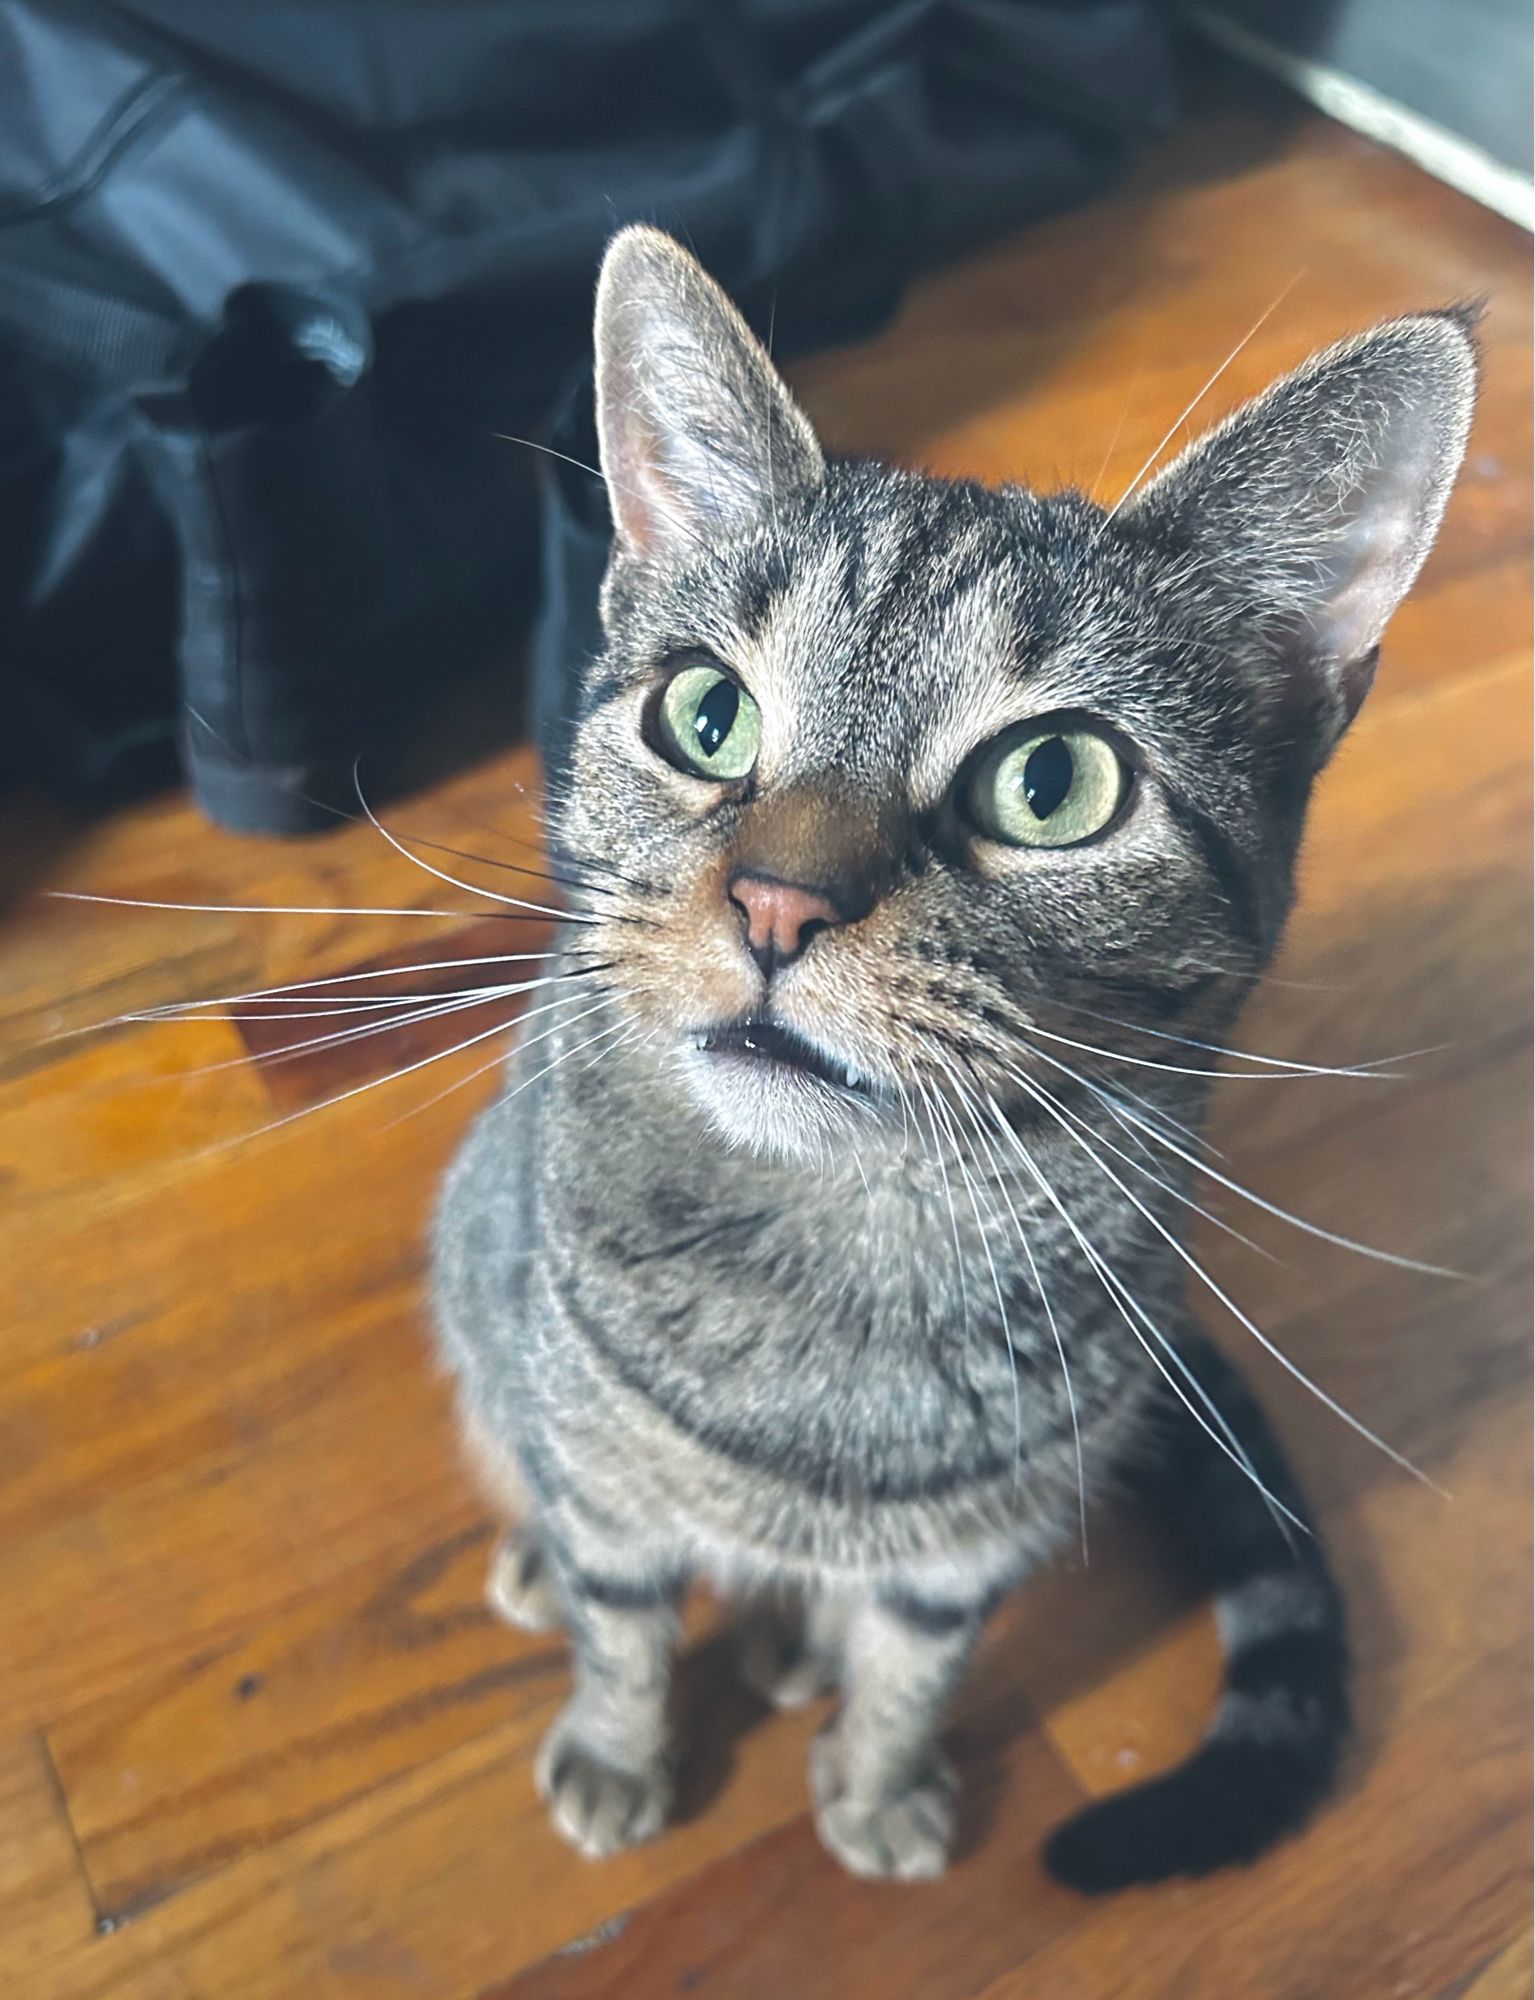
[533,1517,687,1859]
[810,1583,997,1881]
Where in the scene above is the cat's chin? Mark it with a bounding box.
[676,1043,872,1165]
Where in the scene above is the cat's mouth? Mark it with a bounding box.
[691,1017,871,1097]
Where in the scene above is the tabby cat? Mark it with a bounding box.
[433,227,1475,1884]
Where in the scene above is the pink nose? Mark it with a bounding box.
[728,873,841,971]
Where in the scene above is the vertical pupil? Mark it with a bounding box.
[1023,736,1074,818]
[693,677,739,757]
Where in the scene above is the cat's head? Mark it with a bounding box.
[552,226,1476,1161]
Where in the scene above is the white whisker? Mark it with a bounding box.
[189,989,616,1158]
[127,972,591,1024]
[1099,273,1303,529]
[1060,1002,1418,1077]
[923,1069,1025,1496]
[382,1003,632,1131]
[1000,1058,1275,1261]
[43,955,594,1053]
[118,946,588,1021]
[352,774,600,926]
[178,981,601,1080]
[47,890,545,922]
[980,1095,1303,1539]
[1086,1081,1461,1280]
[916,1082,972,1362]
[1025,1018,1396,1083]
[935,1056,1088,1555]
[1005,1059,1442,1494]
[490,432,708,555]
[1087,364,1141,502]
[144,993,534,1020]
[1105,1077,1223,1157]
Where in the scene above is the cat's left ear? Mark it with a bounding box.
[1123,309,1478,751]
[593,226,824,567]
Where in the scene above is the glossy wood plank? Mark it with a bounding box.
[0,1277,480,1732]
[499,1397,1528,2000]
[46,1526,553,1924]
[1448,1929,1534,2000]
[29,1649,834,2000]
[496,1732,1084,2000]
[0,745,552,1077]
[0,1737,99,1982]
[0,1020,506,1385]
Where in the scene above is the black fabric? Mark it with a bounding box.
[0,0,1174,831]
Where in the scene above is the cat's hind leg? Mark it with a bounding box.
[458,1410,566,1632]
[738,1586,845,1710]
[486,1521,564,1632]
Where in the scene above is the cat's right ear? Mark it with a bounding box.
[593,226,824,567]
[1122,309,1478,753]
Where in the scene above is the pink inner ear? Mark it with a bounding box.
[605,409,696,561]
[594,230,826,569]
[1336,644,1380,731]
[606,423,662,557]
[1300,452,1438,670]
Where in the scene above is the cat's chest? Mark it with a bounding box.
[540,1175,1100,1502]
[527,1207,1147,1572]
[438,1094,1145,1566]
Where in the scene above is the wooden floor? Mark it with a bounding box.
[1,55,1530,2000]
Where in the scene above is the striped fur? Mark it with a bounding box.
[1044,1336,1349,1889]
[432,230,1474,1881]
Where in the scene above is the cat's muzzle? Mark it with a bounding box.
[693,1016,871,1097]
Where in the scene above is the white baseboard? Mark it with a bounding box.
[1188,5,1535,231]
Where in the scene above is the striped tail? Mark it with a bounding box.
[1043,1336,1350,1892]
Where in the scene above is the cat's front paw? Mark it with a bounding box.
[535,1713,671,1859]
[809,1727,957,1881]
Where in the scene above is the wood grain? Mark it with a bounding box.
[47,1525,558,1923]
[28,1652,833,2000]
[1448,1930,1534,2000]
[0,1737,99,1982]
[0,44,1527,2000]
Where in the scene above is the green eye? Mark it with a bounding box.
[656,664,762,780]
[967,725,1127,848]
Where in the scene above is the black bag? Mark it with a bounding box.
[0,0,1173,832]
